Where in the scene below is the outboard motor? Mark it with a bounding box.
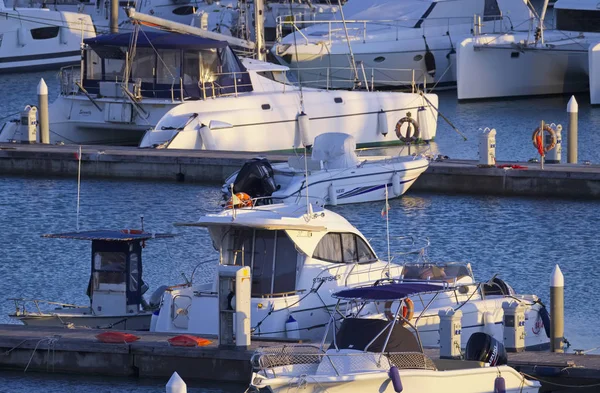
[465,332,508,366]
[233,158,277,199]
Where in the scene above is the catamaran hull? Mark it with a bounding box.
[457,37,590,100]
[12,313,151,330]
[251,366,540,393]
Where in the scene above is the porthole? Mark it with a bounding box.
[374,56,385,63]
[413,54,423,62]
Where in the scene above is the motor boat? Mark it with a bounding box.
[153,203,407,342]
[457,0,599,100]
[8,230,172,330]
[271,0,534,89]
[0,1,95,73]
[221,132,430,207]
[248,291,541,393]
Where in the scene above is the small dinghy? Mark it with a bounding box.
[8,230,173,330]
[222,133,429,206]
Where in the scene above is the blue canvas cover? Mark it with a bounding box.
[333,282,442,301]
[84,32,228,50]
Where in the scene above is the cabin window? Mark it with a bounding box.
[156,49,181,84]
[183,51,200,84]
[313,233,376,263]
[93,252,126,286]
[556,9,600,32]
[257,70,296,85]
[86,50,102,80]
[200,49,220,83]
[172,5,195,15]
[131,47,155,84]
[30,26,59,40]
[129,252,139,291]
[221,229,300,296]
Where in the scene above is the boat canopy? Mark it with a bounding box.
[333,282,441,300]
[312,133,360,170]
[82,32,252,99]
[42,230,174,242]
[335,318,421,353]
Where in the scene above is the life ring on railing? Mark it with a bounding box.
[532,124,557,155]
[395,115,420,143]
[384,298,414,325]
[226,192,254,209]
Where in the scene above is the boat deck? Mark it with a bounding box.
[1,323,599,390]
[2,143,600,198]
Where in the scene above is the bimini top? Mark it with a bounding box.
[84,32,228,50]
[333,282,442,301]
[42,230,174,242]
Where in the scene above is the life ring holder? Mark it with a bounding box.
[395,115,420,143]
[384,298,414,325]
[532,124,557,154]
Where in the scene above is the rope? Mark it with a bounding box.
[24,336,60,372]
[0,111,20,123]
[521,372,600,389]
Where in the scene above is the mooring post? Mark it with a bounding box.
[550,264,565,353]
[166,372,187,393]
[110,0,119,34]
[37,78,49,144]
[438,308,462,359]
[567,96,578,164]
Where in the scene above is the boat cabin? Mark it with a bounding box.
[554,0,600,33]
[81,32,252,100]
[42,230,173,316]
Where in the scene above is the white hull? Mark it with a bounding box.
[254,365,539,393]
[13,312,151,330]
[457,34,592,100]
[590,41,600,105]
[0,8,95,73]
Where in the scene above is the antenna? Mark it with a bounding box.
[384,185,391,275]
[76,146,82,232]
[337,0,360,87]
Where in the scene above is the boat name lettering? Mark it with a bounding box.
[313,275,340,283]
[336,189,344,193]
[79,110,92,116]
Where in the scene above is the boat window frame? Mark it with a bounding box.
[30,26,60,40]
[555,8,600,32]
[313,232,377,264]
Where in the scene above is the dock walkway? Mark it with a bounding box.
[1,324,600,391]
[2,143,600,198]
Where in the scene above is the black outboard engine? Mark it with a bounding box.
[233,158,277,200]
[465,332,508,366]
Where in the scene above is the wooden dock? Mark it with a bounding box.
[1,324,600,391]
[2,143,600,198]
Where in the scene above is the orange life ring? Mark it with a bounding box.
[226,192,254,209]
[395,116,420,143]
[384,298,414,325]
[532,124,556,155]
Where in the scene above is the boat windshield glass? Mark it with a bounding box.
[401,263,472,282]
[93,251,126,286]
[555,9,600,32]
[220,229,300,296]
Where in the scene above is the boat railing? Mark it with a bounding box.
[275,14,519,44]
[251,344,436,378]
[8,297,86,316]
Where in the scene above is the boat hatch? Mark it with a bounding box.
[219,228,301,297]
[82,32,252,100]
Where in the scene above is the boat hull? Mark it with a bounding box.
[12,312,151,330]
[457,36,590,100]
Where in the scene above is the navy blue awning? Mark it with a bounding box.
[42,230,174,242]
[84,32,228,50]
[333,283,442,301]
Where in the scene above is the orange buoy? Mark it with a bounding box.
[96,331,140,343]
[225,192,254,209]
[168,334,212,347]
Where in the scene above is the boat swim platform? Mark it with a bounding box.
[2,143,600,198]
[1,324,600,390]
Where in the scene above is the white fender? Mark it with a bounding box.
[296,112,311,148]
[199,125,217,150]
[377,109,388,136]
[17,27,27,47]
[392,172,402,196]
[417,106,431,141]
[328,183,337,206]
[60,26,68,45]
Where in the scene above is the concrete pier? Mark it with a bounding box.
[3,144,600,198]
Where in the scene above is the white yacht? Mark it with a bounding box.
[0,1,95,73]
[153,204,551,351]
[9,230,172,330]
[249,296,541,393]
[222,133,430,206]
[457,0,599,100]
[271,0,534,89]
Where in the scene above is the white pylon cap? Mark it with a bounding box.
[37,78,48,95]
[166,371,187,393]
[567,96,578,113]
[551,264,564,287]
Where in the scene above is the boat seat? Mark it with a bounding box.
[287,156,323,171]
